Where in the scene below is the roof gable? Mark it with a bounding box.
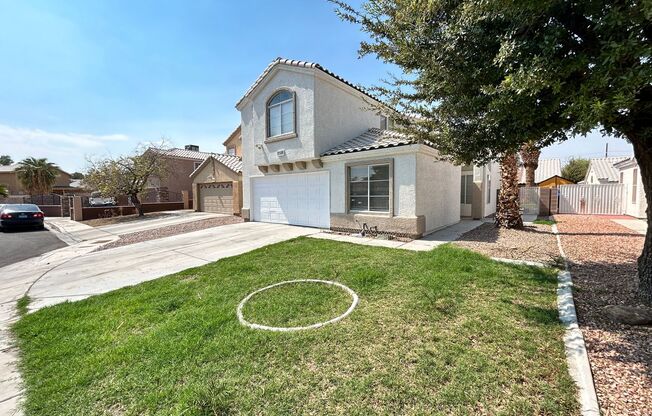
[189,154,243,179]
[584,156,629,182]
[236,57,384,110]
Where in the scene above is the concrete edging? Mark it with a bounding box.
[551,224,600,416]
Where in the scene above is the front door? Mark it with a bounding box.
[460,172,473,217]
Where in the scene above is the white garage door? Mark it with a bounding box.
[252,172,330,228]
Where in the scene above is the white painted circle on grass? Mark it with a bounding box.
[237,279,359,332]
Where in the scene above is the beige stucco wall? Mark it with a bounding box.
[620,165,647,218]
[0,169,71,194]
[415,151,461,233]
[191,159,240,184]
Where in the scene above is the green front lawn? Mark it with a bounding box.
[13,238,578,415]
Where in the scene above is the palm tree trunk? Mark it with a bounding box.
[495,152,523,229]
[520,143,541,187]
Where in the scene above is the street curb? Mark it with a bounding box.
[552,224,600,416]
[44,221,80,246]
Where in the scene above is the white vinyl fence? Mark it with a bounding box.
[519,186,540,215]
[558,184,625,215]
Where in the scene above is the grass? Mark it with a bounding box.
[16,295,30,317]
[533,218,557,225]
[241,281,354,327]
[13,238,578,415]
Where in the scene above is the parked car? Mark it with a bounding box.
[89,192,116,207]
[0,204,45,231]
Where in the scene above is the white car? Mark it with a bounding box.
[89,192,115,207]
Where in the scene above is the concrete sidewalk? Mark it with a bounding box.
[309,220,483,252]
[612,218,647,235]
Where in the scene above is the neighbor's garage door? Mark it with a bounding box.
[198,182,233,214]
[252,172,330,228]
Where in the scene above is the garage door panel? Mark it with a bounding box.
[252,172,329,228]
[198,182,233,214]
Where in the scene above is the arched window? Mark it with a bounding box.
[267,90,294,138]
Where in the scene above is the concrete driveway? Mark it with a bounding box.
[28,222,317,310]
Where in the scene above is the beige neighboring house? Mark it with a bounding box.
[0,164,72,195]
[223,126,242,157]
[190,153,243,214]
[614,157,647,218]
[584,156,629,184]
[146,145,214,199]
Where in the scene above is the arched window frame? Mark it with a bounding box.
[266,89,296,139]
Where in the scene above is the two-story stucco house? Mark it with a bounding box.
[236,58,496,238]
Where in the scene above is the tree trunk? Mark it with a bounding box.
[130,192,144,217]
[631,139,652,304]
[520,143,541,187]
[495,152,523,229]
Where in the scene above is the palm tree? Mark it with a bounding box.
[0,184,8,197]
[15,157,60,195]
[495,152,523,229]
[520,142,541,187]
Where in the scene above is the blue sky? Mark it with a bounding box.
[0,0,632,172]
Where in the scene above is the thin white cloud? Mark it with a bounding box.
[0,123,131,171]
[0,124,128,148]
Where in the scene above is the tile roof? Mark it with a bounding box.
[236,57,383,108]
[586,156,629,182]
[213,154,243,173]
[189,154,243,177]
[321,128,429,156]
[518,159,562,184]
[152,148,214,161]
[0,164,18,172]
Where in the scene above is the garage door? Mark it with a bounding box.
[198,182,233,214]
[252,172,330,228]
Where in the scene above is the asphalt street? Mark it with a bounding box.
[0,227,66,268]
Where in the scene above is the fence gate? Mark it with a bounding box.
[558,184,624,215]
[519,186,540,215]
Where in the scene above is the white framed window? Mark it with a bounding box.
[227,147,236,156]
[349,163,390,212]
[632,169,638,204]
[267,90,295,138]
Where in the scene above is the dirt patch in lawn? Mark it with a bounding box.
[555,214,652,416]
[453,222,560,264]
[82,212,174,227]
[95,216,244,251]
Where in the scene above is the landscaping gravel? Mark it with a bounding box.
[453,222,560,263]
[96,216,244,251]
[555,214,652,416]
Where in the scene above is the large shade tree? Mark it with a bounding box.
[0,155,12,166]
[334,0,652,303]
[562,157,591,183]
[84,145,169,216]
[16,157,60,195]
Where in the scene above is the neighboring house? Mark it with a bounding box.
[147,145,214,199]
[584,156,629,184]
[223,126,243,156]
[0,164,72,195]
[190,153,243,214]
[614,157,647,218]
[235,58,497,238]
[517,158,573,188]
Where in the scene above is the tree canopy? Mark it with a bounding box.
[84,145,170,216]
[0,155,13,166]
[562,158,590,183]
[335,0,652,303]
[334,0,651,163]
[16,157,60,195]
